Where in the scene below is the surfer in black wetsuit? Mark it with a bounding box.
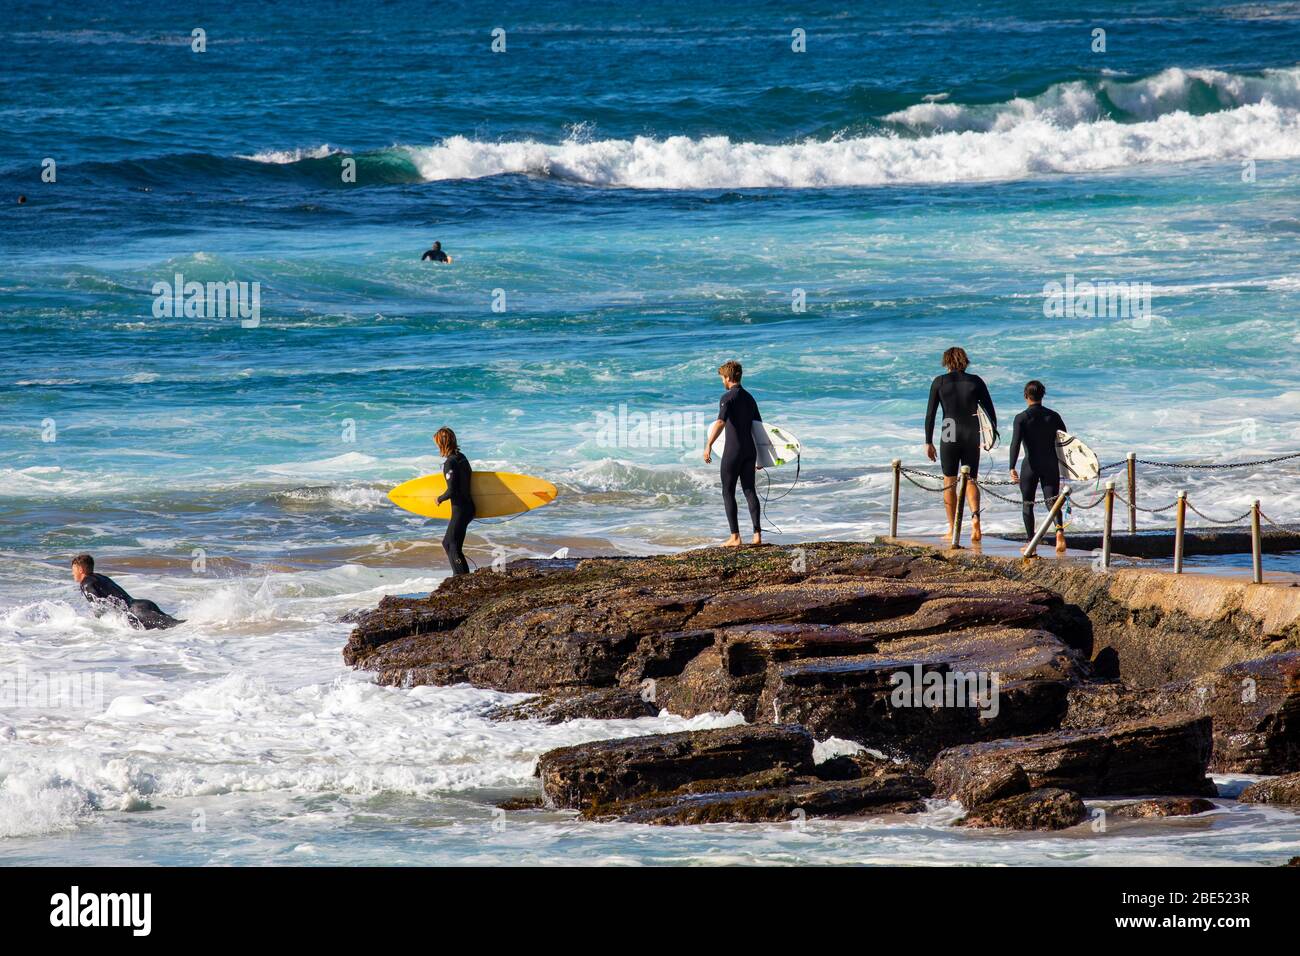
[71,554,182,630]
[1009,380,1069,553]
[421,241,452,263]
[923,347,996,542]
[434,427,475,575]
[703,360,762,547]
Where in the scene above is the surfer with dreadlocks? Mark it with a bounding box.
[924,346,996,543]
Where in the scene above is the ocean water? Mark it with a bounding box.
[2,0,1300,864]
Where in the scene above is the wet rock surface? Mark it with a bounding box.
[1109,797,1217,818]
[958,788,1087,831]
[342,541,1291,827]
[928,716,1215,798]
[1239,771,1300,806]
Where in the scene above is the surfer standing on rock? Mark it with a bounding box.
[704,360,763,548]
[434,427,475,575]
[924,347,996,543]
[1009,380,1069,554]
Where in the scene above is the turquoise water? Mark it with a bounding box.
[2,1,1299,864]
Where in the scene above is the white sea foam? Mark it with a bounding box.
[238,144,341,164]
[386,69,1300,189]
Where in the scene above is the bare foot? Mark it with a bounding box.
[1056,531,1067,554]
[971,518,982,542]
[723,534,742,548]
[751,533,762,546]
[944,526,954,543]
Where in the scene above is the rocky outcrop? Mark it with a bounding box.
[346,544,1092,762]
[959,788,1087,830]
[534,723,932,825]
[537,724,816,811]
[341,541,1287,826]
[1239,772,1300,806]
[931,547,1300,687]
[1109,797,1217,818]
[928,716,1215,798]
[1064,650,1300,774]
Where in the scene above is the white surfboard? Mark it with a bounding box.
[753,422,800,468]
[976,406,997,451]
[1056,431,1100,481]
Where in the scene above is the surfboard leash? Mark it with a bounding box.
[759,453,801,535]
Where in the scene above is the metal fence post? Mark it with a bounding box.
[1173,491,1186,574]
[890,459,901,539]
[1102,480,1115,569]
[950,465,969,549]
[1252,499,1263,584]
[1024,486,1071,557]
[1126,452,1137,535]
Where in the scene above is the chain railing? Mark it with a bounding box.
[888,451,1298,584]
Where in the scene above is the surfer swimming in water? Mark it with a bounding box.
[1009,380,1069,554]
[434,427,475,575]
[703,360,763,547]
[421,241,452,263]
[71,554,182,630]
[924,347,996,542]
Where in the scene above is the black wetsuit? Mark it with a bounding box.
[79,572,182,630]
[925,371,996,479]
[717,384,762,535]
[1009,403,1068,536]
[422,247,449,262]
[437,451,475,575]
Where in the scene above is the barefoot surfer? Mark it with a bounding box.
[924,347,996,542]
[71,554,182,630]
[434,427,474,575]
[703,360,762,547]
[421,241,452,264]
[1009,380,1069,554]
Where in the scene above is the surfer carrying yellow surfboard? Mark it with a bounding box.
[1009,380,1068,554]
[923,347,996,543]
[434,427,475,574]
[703,360,763,547]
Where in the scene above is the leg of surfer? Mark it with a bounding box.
[1019,464,1040,539]
[720,459,742,547]
[739,458,761,545]
[1041,478,1067,553]
[939,440,959,538]
[964,440,982,542]
[443,505,473,575]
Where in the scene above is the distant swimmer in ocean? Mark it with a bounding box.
[71,554,183,630]
[703,360,762,547]
[421,240,452,264]
[924,346,996,542]
[434,427,475,575]
[1009,379,1069,554]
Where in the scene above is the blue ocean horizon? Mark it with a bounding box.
[1,0,1298,864]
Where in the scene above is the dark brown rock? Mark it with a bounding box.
[605,773,934,825]
[495,796,544,811]
[958,788,1086,830]
[1110,797,1217,818]
[536,724,816,811]
[487,688,658,723]
[1064,650,1300,774]
[929,716,1215,799]
[1239,771,1300,806]
[955,763,1031,808]
[755,626,1081,760]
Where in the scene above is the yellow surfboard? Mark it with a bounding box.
[388,471,558,520]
